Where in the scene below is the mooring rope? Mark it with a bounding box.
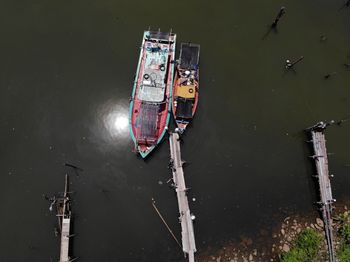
[151,198,182,250]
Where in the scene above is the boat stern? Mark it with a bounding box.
[138,145,156,158]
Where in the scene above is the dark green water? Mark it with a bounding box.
[0,0,349,261]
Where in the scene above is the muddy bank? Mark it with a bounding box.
[196,201,350,262]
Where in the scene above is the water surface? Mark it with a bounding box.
[0,0,350,261]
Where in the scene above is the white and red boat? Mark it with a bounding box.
[129,30,176,158]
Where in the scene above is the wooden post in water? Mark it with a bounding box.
[271,6,286,28]
[286,56,304,69]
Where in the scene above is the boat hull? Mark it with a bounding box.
[172,43,200,132]
[129,31,176,158]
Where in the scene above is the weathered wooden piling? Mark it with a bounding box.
[286,56,304,69]
[271,6,286,28]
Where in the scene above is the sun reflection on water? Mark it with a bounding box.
[114,115,128,131]
[100,99,130,140]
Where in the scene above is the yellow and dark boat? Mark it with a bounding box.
[172,43,200,133]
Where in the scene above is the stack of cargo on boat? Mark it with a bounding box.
[129,30,176,158]
[172,43,200,132]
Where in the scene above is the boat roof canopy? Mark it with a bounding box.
[147,31,173,41]
[175,84,196,99]
[179,43,200,70]
[176,98,193,119]
[138,103,159,142]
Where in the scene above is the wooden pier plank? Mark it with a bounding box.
[310,126,335,262]
[60,218,71,262]
[169,132,196,262]
[58,175,73,262]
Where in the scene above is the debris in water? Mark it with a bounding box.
[285,56,304,69]
[320,35,327,42]
[54,227,59,237]
[271,6,286,28]
[324,72,337,79]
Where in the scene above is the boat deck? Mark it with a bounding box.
[138,42,169,103]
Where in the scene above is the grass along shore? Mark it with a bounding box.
[196,203,350,262]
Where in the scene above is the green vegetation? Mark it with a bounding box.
[281,212,350,262]
[280,249,306,262]
[340,223,350,243]
[335,211,349,225]
[337,245,350,262]
[337,212,350,262]
[281,228,322,262]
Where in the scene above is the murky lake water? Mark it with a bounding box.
[0,0,350,261]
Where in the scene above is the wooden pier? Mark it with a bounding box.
[56,175,76,262]
[308,122,336,262]
[169,132,196,262]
